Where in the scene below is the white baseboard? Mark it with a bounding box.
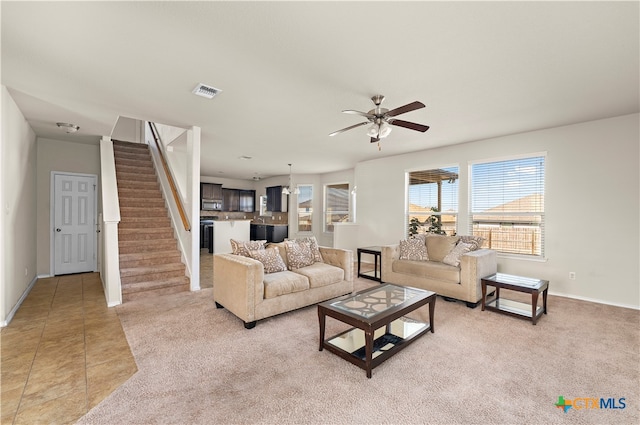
[1,275,39,327]
[549,290,639,311]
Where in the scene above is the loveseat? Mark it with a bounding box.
[213,238,353,328]
[381,234,496,307]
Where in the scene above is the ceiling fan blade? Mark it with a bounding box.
[370,137,380,143]
[342,109,375,119]
[388,119,430,132]
[329,121,369,137]
[385,101,425,117]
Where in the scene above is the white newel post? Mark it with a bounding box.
[99,136,122,306]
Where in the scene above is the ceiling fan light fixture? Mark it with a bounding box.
[379,122,392,138]
[366,124,379,137]
[282,186,291,195]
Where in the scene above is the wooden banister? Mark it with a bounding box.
[148,122,191,232]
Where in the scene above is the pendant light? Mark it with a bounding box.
[282,164,300,195]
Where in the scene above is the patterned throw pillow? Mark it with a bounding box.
[249,247,287,274]
[294,236,324,263]
[399,238,428,261]
[284,240,316,269]
[458,235,485,251]
[442,242,475,267]
[231,239,266,257]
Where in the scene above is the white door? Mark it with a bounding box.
[53,173,97,275]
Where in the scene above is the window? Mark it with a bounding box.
[297,185,313,232]
[470,154,545,258]
[407,166,459,237]
[324,183,349,232]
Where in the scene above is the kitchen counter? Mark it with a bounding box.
[203,220,251,254]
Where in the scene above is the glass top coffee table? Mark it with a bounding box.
[318,284,436,378]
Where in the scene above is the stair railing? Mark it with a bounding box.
[147,122,191,231]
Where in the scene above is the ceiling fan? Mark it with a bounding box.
[329,95,430,144]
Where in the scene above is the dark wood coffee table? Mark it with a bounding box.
[481,273,549,325]
[318,284,436,378]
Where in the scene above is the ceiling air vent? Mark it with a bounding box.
[192,83,221,99]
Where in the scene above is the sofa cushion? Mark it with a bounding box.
[284,240,316,269]
[399,238,428,261]
[294,262,344,288]
[231,239,266,257]
[249,247,287,274]
[392,259,460,284]
[425,235,460,262]
[442,242,474,267]
[263,271,310,299]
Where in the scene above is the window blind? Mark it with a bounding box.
[325,183,349,232]
[470,155,545,257]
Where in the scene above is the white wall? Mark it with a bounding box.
[1,86,38,325]
[355,114,639,309]
[36,138,101,276]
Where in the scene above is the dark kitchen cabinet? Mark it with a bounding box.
[266,186,281,212]
[222,188,240,212]
[201,183,222,200]
[239,190,255,213]
[266,186,287,212]
[250,224,288,243]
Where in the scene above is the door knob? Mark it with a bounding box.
[56,228,61,232]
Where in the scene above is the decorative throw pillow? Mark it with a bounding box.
[442,242,475,267]
[399,238,428,261]
[294,236,324,263]
[284,240,316,269]
[458,235,485,251]
[249,247,287,273]
[231,239,266,257]
[425,235,460,262]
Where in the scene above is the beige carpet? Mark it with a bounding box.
[77,277,639,425]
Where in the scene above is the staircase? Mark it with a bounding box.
[113,140,189,302]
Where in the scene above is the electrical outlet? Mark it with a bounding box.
[569,272,576,280]
[24,268,28,277]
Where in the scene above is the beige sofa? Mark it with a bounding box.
[213,242,353,328]
[381,235,497,307]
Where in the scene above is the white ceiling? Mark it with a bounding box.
[2,1,638,180]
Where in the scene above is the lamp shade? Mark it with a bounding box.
[366,124,379,137]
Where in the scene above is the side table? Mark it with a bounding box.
[481,273,549,325]
[357,246,382,282]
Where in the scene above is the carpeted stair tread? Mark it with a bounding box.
[118,188,162,198]
[119,252,182,268]
[118,229,175,241]
[117,180,159,190]
[119,206,168,217]
[116,172,158,182]
[119,250,181,262]
[121,279,190,302]
[120,266,186,284]
[114,158,154,168]
[116,164,156,175]
[118,217,171,228]
[121,276,188,292]
[118,198,166,208]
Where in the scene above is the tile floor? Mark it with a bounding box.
[0,273,137,425]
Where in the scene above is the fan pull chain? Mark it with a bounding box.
[378,141,381,151]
